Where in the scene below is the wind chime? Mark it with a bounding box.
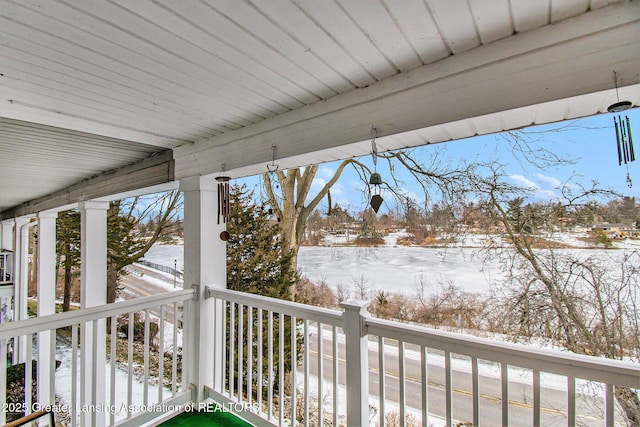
[265,145,282,222]
[369,128,383,214]
[216,164,231,225]
[608,71,635,188]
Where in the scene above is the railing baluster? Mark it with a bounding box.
[72,324,78,427]
[501,363,508,427]
[421,346,427,427]
[0,338,6,425]
[25,333,32,417]
[292,315,298,426]
[229,302,235,398]
[110,316,117,427]
[445,350,452,427]
[399,341,406,427]
[267,310,273,420]
[379,336,385,427]
[533,369,540,427]
[172,302,178,397]
[257,308,263,411]
[91,320,99,426]
[303,319,309,427]
[318,321,323,427]
[568,375,576,427]
[605,383,614,427]
[238,304,243,401]
[143,308,150,406]
[332,325,338,427]
[181,299,189,393]
[222,301,228,397]
[472,356,479,427]
[279,313,284,426]
[158,305,165,404]
[247,306,253,406]
[127,312,134,419]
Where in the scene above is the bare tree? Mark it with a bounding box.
[106,190,182,303]
[262,149,473,298]
[473,164,640,424]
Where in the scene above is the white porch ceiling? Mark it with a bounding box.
[1,0,639,218]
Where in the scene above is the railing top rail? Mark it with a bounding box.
[0,288,195,340]
[207,287,343,327]
[367,317,640,388]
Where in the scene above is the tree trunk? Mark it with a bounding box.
[616,387,640,427]
[63,262,71,312]
[262,162,354,300]
[62,242,72,312]
[107,264,119,304]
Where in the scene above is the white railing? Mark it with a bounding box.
[206,287,345,426]
[0,288,195,427]
[206,287,640,427]
[367,317,640,427]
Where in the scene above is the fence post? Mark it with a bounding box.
[341,300,371,426]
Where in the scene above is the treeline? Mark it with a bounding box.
[302,196,640,245]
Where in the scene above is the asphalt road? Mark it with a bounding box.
[119,265,182,327]
[303,325,611,427]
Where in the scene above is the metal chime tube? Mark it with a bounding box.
[627,116,635,162]
[621,116,630,164]
[217,184,222,224]
[217,182,230,224]
[614,115,636,166]
[615,117,623,165]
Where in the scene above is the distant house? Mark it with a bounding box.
[591,223,636,238]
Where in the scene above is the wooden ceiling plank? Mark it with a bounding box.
[0,33,268,128]
[337,0,424,72]
[251,0,372,89]
[426,0,481,54]
[551,0,591,22]
[297,0,399,81]
[510,0,551,33]
[3,1,296,122]
[382,0,450,65]
[153,0,334,101]
[469,0,514,44]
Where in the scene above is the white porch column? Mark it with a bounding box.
[13,216,32,364]
[1,221,13,250]
[1,221,14,325]
[180,175,226,402]
[37,211,57,421]
[342,300,371,427]
[79,201,108,427]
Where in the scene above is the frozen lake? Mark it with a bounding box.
[144,243,503,297]
[144,237,638,298]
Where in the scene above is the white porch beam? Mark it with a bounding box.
[1,150,174,221]
[174,1,639,179]
[36,211,57,421]
[180,176,226,401]
[79,201,108,427]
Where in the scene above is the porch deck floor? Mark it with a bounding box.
[158,410,253,427]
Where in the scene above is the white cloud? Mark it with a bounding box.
[318,166,337,180]
[508,174,539,190]
[509,174,560,201]
[534,173,562,188]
